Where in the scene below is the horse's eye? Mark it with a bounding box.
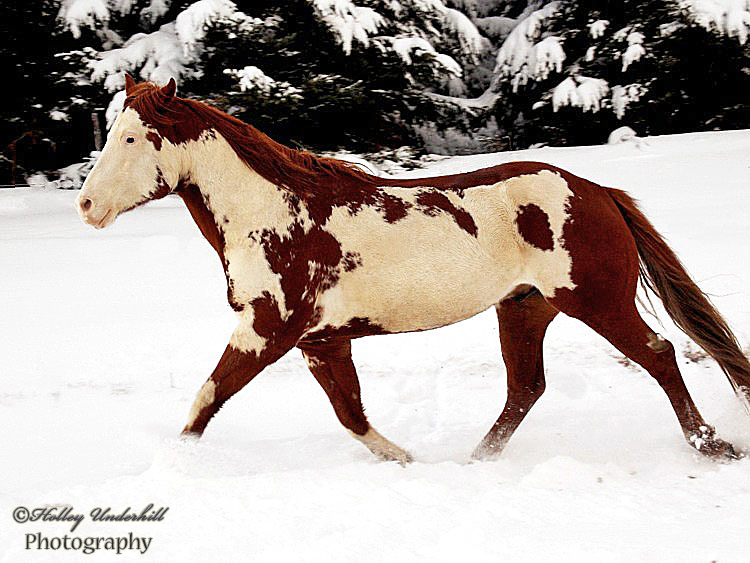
[126,136,136,144]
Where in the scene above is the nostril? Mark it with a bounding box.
[81,198,93,212]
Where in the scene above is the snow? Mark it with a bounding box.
[105,90,127,129]
[443,7,489,61]
[530,36,566,80]
[2,130,750,560]
[552,76,609,113]
[589,19,609,39]
[683,0,750,44]
[174,0,237,56]
[313,0,385,55]
[140,0,171,25]
[90,23,186,92]
[493,3,563,92]
[49,110,70,122]
[68,0,241,97]
[223,67,302,99]
[607,125,638,144]
[382,37,462,78]
[621,31,645,72]
[58,0,110,39]
[611,83,646,119]
[474,16,517,40]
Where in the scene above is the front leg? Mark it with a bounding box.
[298,338,413,464]
[182,316,296,437]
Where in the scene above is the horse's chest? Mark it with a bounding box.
[223,226,344,318]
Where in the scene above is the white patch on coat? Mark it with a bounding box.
[309,170,574,335]
[502,169,576,297]
[301,351,323,369]
[229,315,267,354]
[186,379,216,427]
[349,428,412,464]
[647,331,670,352]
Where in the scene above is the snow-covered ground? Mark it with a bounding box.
[2,130,749,561]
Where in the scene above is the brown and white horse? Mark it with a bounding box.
[77,77,750,463]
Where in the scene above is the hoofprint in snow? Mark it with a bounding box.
[2,130,750,561]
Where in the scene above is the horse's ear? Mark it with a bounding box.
[161,78,177,99]
[124,73,136,94]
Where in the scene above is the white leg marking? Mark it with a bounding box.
[349,427,413,464]
[186,380,216,427]
[647,332,670,351]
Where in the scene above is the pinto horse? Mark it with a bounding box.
[77,77,750,462]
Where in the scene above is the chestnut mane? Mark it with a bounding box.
[124,82,382,196]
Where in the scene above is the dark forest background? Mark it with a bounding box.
[2,0,748,185]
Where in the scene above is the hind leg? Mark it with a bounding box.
[473,288,559,459]
[551,297,739,460]
[298,338,413,464]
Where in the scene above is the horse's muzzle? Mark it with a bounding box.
[76,195,115,229]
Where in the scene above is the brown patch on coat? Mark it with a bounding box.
[177,183,226,259]
[415,190,478,237]
[176,182,243,311]
[302,316,388,342]
[146,131,162,151]
[122,166,172,213]
[342,251,363,272]
[548,169,639,319]
[515,203,554,251]
[151,166,172,199]
[251,291,286,340]
[260,221,343,298]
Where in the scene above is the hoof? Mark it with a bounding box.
[179,430,202,442]
[350,427,413,466]
[471,440,505,461]
[377,449,414,466]
[689,426,743,461]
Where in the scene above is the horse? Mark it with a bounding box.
[76,76,750,463]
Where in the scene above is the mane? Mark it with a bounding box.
[124,82,382,197]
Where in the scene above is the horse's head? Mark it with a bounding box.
[77,75,184,228]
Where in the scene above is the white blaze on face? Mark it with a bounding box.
[310,170,575,335]
[76,108,183,228]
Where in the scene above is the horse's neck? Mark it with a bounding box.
[184,133,298,249]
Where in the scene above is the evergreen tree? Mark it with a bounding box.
[0,1,109,185]
[491,0,750,147]
[4,0,749,183]
[186,0,491,152]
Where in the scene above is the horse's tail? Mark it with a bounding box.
[606,187,750,414]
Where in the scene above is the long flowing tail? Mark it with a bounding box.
[607,187,750,414]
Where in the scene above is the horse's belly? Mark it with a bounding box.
[312,225,523,334]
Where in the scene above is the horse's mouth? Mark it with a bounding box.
[91,209,114,229]
[95,209,113,229]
